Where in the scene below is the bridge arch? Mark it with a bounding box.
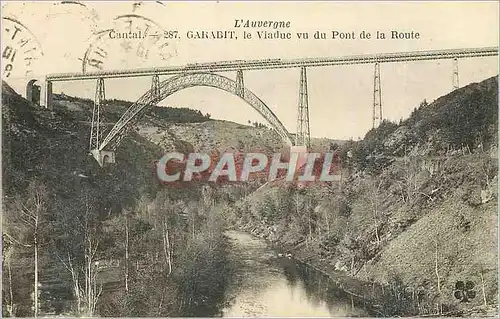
[26,79,41,105]
[99,72,293,150]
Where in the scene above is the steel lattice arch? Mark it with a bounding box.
[98,72,293,152]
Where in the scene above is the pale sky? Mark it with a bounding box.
[2,1,499,139]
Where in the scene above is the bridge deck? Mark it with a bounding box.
[46,46,498,81]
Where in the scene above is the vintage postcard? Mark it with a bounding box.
[1,1,498,317]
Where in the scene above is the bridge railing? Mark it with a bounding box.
[46,46,498,81]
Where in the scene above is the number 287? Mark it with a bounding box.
[164,31,179,39]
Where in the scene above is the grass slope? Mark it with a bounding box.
[230,76,499,316]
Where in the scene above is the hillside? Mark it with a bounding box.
[228,76,499,316]
[2,81,343,317]
[1,83,258,316]
[2,82,165,316]
[53,92,342,155]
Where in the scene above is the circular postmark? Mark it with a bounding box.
[42,1,100,72]
[82,13,177,73]
[46,1,99,29]
[2,16,44,80]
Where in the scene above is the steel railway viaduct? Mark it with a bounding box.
[39,46,498,166]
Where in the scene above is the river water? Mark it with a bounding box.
[221,230,370,317]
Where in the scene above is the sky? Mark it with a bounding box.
[2,1,499,140]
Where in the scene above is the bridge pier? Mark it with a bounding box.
[296,66,310,149]
[372,62,382,128]
[452,58,459,89]
[89,78,105,151]
[90,149,115,167]
[89,78,115,167]
[151,74,161,103]
[44,80,53,110]
[236,69,244,98]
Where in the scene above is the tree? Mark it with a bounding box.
[368,179,383,244]
[54,192,103,316]
[434,237,442,314]
[4,180,49,317]
[3,244,15,316]
[420,99,428,108]
[396,157,420,204]
[330,142,340,152]
[472,262,491,307]
[151,191,182,276]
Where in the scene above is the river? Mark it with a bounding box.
[221,230,371,317]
